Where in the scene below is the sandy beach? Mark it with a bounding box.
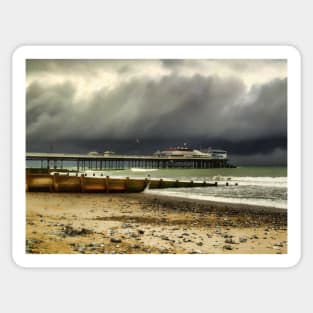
[26,192,287,254]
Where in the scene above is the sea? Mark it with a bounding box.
[118,167,287,209]
[27,161,287,209]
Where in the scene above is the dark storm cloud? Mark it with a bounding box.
[27,75,286,140]
[230,148,287,166]
[26,59,287,165]
[27,59,114,75]
[26,59,160,77]
[161,59,286,73]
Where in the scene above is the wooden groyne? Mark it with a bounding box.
[26,173,221,193]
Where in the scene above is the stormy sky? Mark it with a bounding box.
[26,59,287,166]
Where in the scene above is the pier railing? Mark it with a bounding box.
[26,152,234,170]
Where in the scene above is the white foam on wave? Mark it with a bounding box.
[130,168,159,172]
[209,176,287,188]
[145,189,287,209]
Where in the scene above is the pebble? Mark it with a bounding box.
[222,234,233,238]
[138,229,145,234]
[225,238,236,244]
[78,246,85,253]
[223,244,233,250]
[190,249,202,254]
[273,242,284,247]
[239,237,247,243]
[130,244,140,249]
[26,239,42,245]
[196,242,203,246]
[110,237,122,243]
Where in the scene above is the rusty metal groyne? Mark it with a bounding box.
[26,172,219,193]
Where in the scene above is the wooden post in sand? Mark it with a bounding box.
[26,174,29,192]
[105,176,110,193]
[159,179,163,188]
[53,173,59,192]
[80,174,85,192]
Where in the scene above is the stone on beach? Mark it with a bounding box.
[223,244,233,250]
[190,249,202,254]
[110,237,122,243]
[130,244,140,249]
[224,238,236,244]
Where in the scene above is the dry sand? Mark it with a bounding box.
[26,192,287,254]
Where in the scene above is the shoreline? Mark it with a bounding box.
[26,192,287,254]
[139,192,287,213]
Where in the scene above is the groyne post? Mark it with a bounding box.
[80,174,85,192]
[106,176,110,193]
[53,173,59,192]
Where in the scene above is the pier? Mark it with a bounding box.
[26,152,234,170]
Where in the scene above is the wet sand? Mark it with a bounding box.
[26,192,287,254]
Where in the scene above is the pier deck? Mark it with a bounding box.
[26,152,233,170]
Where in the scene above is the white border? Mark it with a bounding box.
[12,45,301,268]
